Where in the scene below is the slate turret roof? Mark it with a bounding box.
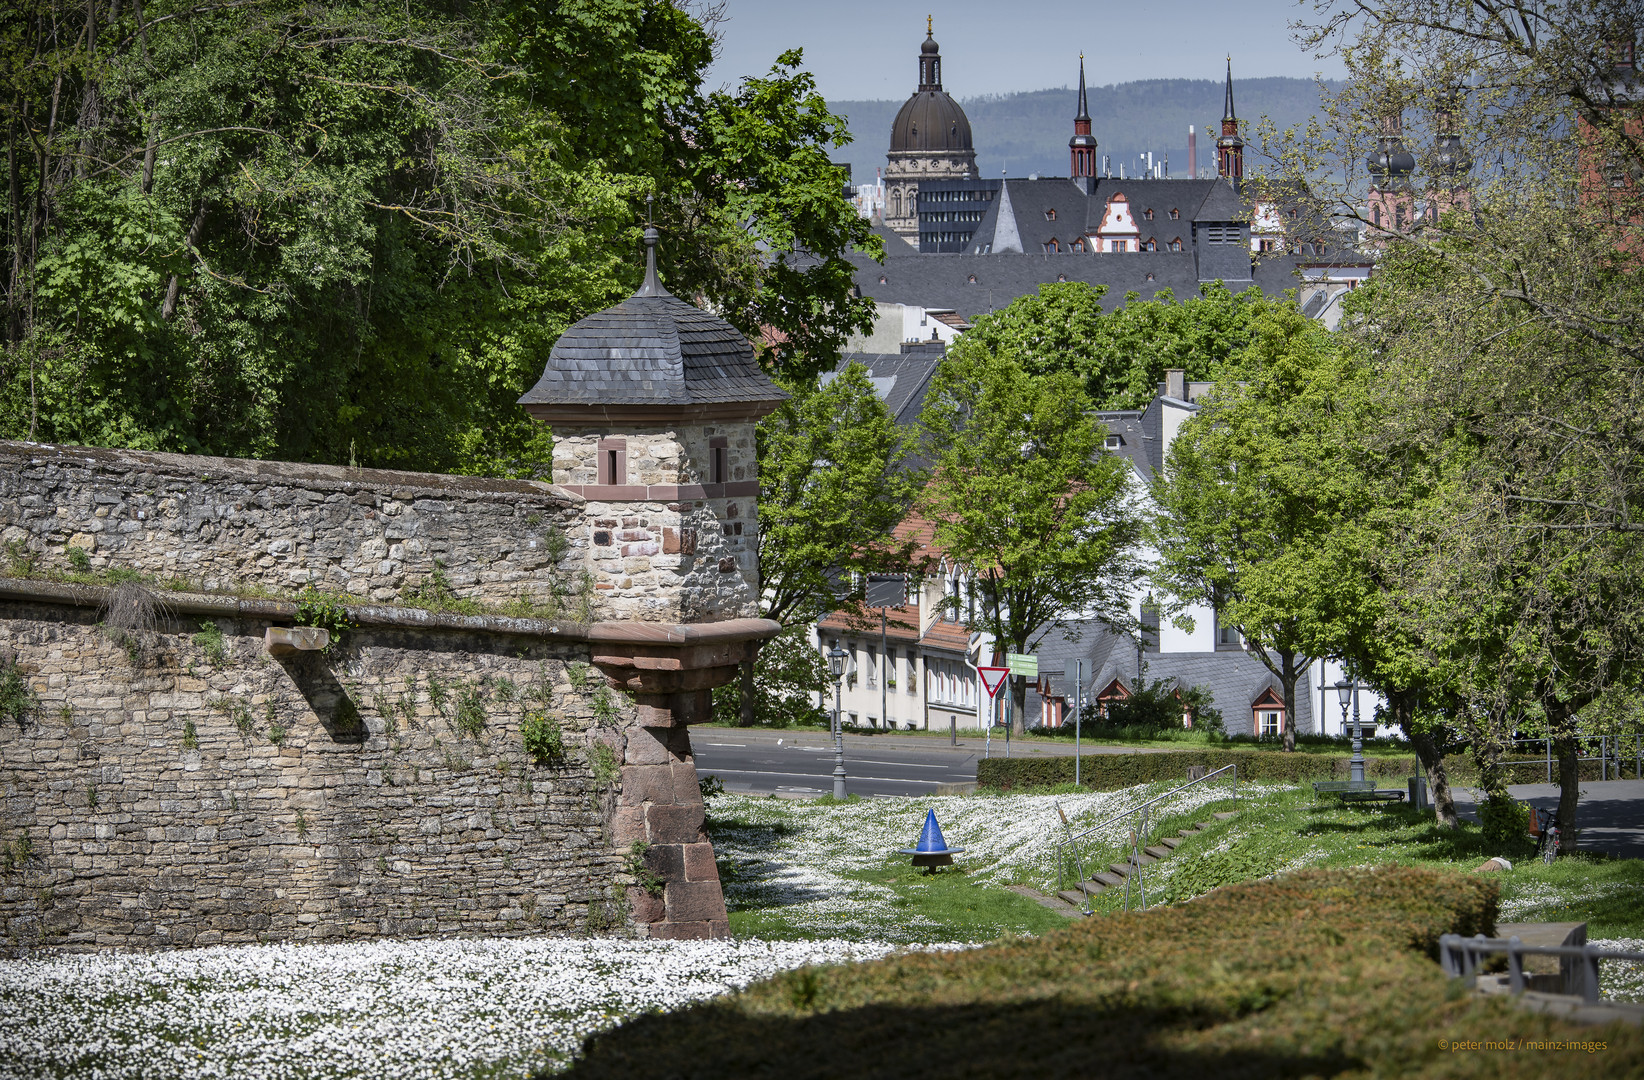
[519,226,786,424]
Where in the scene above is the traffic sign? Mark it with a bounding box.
[978,666,1010,698]
[1006,652,1038,677]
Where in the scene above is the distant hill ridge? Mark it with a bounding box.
[833,76,1335,186]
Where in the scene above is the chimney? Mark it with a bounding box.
[1165,369,1187,400]
[1188,125,1196,179]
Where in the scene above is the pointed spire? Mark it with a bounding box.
[1223,55,1237,122]
[1076,53,1091,122]
[637,194,667,297]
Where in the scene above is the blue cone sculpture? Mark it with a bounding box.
[896,809,965,871]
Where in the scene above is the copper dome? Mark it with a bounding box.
[890,92,973,153]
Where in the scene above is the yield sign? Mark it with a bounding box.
[978,666,1010,698]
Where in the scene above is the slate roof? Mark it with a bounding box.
[1028,620,1320,736]
[830,348,943,427]
[519,234,785,413]
[963,177,1250,257]
[850,249,1303,322]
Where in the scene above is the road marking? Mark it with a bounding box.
[850,759,948,769]
[700,742,747,747]
[697,768,950,785]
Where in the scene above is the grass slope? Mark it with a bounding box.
[564,867,1642,1079]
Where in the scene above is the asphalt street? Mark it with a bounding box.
[1448,780,1644,860]
[690,731,980,798]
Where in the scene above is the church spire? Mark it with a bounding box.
[1217,56,1245,186]
[919,16,943,91]
[1069,53,1097,182]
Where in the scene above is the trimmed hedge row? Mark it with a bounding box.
[567,867,1641,1078]
[976,748,1617,791]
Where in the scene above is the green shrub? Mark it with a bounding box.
[294,588,354,653]
[567,867,1589,1079]
[0,655,40,727]
[66,546,91,573]
[1479,793,1531,849]
[521,709,565,764]
[454,686,487,738]
[1097,678,1223,734]
[191,620,227,666]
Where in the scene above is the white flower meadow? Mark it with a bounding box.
[0,936,927,1080]
[712,783,1254,939]
[1590,939,1644,1004]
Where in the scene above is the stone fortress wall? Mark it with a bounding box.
[0,441,747,954]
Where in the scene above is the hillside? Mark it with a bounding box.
[833,76,1335,185]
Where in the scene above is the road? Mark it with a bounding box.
[1448,780,1644,860]
[689,728,1172,798]
[690,730,980,798]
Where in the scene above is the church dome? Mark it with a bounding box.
[890,29,973,154]
[890,92,974,153]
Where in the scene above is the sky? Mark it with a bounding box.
[703,0,1348,102]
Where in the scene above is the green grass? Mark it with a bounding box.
[1064,785,1644,938]
[728,858,1072,943]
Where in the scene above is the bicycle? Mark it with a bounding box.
[1530,806,1562,863]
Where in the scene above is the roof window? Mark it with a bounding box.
[1169,208,1180,220]
[1144,208,1154,220]
[1046,208,1057,220]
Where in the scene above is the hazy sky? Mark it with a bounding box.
[703,0,1347,101]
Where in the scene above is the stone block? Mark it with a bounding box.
[644,804,705,846]
[623,728,671,766]
[643,843,686,882]
[618,764,673,807]
[681,842,719,883]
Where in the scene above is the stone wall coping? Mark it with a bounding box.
[0,577,779,647]
[0,440,583,506]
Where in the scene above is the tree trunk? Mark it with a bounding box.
[1012,671,1028,735]
[1279,649,1299,753]
[1552,731,1581,857]
[737,657,755,727]
[1409,729,1459,828]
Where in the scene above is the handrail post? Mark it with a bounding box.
[1507,936,1523,994]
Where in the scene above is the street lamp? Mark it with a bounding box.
[827,640,848,799]
[1335,677,1364,783]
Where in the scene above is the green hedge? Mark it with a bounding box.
[566,867,1642,1078]
[976,748,1618,791]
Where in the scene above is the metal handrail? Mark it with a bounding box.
[1053,764,1237,905]
[1439,933,1644,1003]
[1057,763,1238,848]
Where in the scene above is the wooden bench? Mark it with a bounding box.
[1313,779,1375,803]
[1340,788,1407,804]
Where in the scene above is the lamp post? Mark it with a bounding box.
[827,640,848,799]
[1335,677,1364,783]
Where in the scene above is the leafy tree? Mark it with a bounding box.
[709,623,829,729]
[1099,679,1223,734]
[1149,299,1364,753]
[918,348,1141,734]
[0,0,877,471]
[953,280,1266,411]
[714,364,922,726]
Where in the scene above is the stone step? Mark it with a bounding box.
[1057,889,1091,908]
[1214,811,1237,819]
[1075,878,1107,896]
[1159,836,1184,849]
[1144,846,1173,860]
[1109,862,1133,878]
[1091,870,1126,888]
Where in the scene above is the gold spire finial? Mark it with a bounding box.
[927,14,933,35]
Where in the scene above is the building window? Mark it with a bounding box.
[1372,204,1382,227]
[1071,238,1085,252]
[1145,272,1155,281]
[1105,434,1122,448]
[1056,272,1067,281]
[967,274,978,284]
[1169,208,1180,219]
[1145,239,1157,251]
[710,436,728,484]
[1144,208,1154,220]
[1169,238,1183,251]
[1044,240,1060,253]
[1259,710,1282,737]
[1046,208,1057,220]
[597,438,627,485]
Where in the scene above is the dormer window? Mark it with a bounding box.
[967,274,978,284]
[878,274,887,284]
[1169,208,1180,220]
[1046,208,1057,220]
[1144,208,1154,220]
[1170,238,1183,251]
[1072,238,1086,252]
[1105,434,1123,448]
[1145,272,1155,281]
[1044,239,1060,253]
[1056,273,1067,282]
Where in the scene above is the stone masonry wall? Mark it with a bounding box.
[550,422,759,623]
[0,599,676,954]
[0,442,585,611]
